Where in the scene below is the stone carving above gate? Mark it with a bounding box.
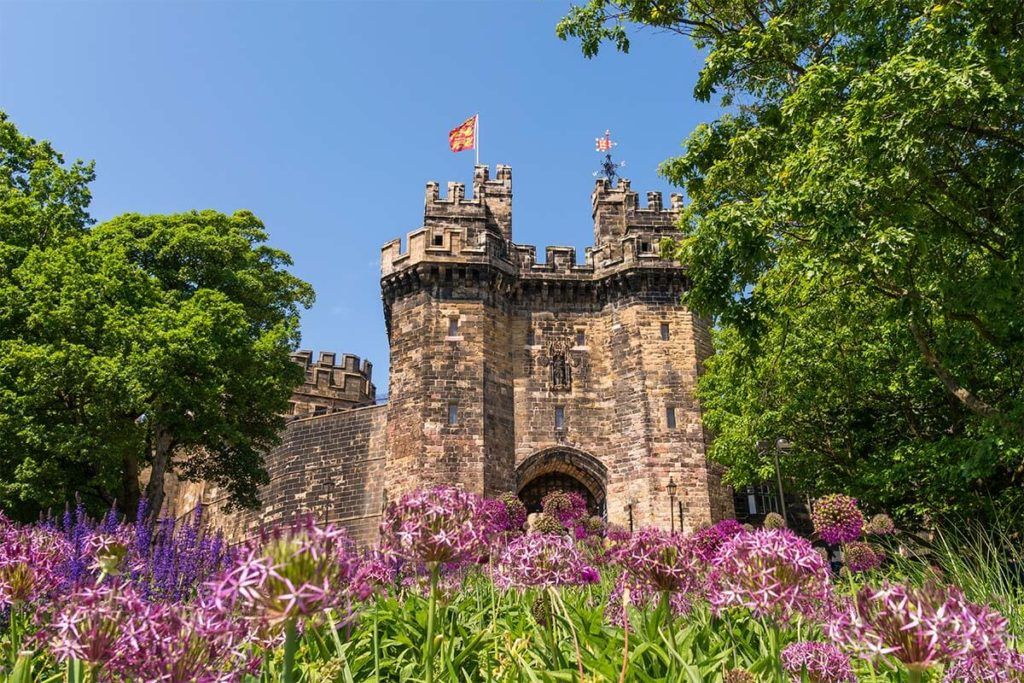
[540,337,583,391]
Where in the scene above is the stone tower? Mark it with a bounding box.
[381,165,733,532]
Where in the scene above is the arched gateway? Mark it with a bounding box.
[516,447,607,517]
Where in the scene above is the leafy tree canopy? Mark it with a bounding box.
[559,0,1024,525]
[0,113,314,520]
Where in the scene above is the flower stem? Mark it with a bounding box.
[907,669,923,683]
[425,565,439,683]
[282,618,299,683]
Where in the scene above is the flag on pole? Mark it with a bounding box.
[449,115,477,153]
[595,129,615,152]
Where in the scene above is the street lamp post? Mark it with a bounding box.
[667,476,678,533]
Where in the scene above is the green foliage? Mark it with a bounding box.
[558,0,1024,528]
[0,112,314,519]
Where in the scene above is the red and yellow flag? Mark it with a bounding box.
[448,115,477,153]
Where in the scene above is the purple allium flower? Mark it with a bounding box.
[128,596,260,683]
[865,513,895,536]
[498,492,527,531]
[812,495,864,544]
[47,581,151,672]
[541,490,589,529]
[843,541,883,573]
[827,581,1012,674]
[493,533,599,590]
[689,519,745,563]
[781,641,855,682]
[530,513,565,535]
[615,528,698,594]
[708,528,831,622]
[380,487,487,567]
[944,646,1024,683]
[0,526,71,607]
[209,518,359,627]
[351,551,399,601]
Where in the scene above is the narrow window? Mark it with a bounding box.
[575,330,586,346]
[641,241,651,253]
[554,406,565,430]
[660,323,670,341]
[666,406,677,429]
[447,403,458,426]
[433,234,444,246]
[448,316,459,337]
[526,328,535,346]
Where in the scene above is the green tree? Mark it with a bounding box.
[559,0,1024,524]
[0,113,314,520]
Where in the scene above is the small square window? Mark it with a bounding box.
[554,406,565,430]
[448,403,458,426]
[448,317,459,337]
[575,330,586,346]
[641,241,651,252]
[660,323,670,341]
[526,329,535,346]
[666,406,677,429]
[433,234,444,246]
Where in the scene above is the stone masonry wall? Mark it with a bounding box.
[168,404,386,546]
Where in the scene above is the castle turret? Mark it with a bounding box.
[590,177,684,270]
[287,350,376,417]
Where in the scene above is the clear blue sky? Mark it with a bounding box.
[0,1,716,391]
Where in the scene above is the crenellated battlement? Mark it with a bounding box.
[421,164,513,243]
[287,350,376,418]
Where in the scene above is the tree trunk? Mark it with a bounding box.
[119,451,141,522]
[143,425,173,522]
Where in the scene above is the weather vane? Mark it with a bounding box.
[594,130,626,182]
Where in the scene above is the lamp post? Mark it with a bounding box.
[667,476,678,533]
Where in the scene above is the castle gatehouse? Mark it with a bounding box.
[168,165,734,543]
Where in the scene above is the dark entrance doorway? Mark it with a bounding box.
[515,447,607,518]
[519,471,598,514]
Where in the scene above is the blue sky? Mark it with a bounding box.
[0,1,716,391]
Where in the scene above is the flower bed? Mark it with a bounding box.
[0,489,1020,682]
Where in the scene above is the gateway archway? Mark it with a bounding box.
[516,447,607,516]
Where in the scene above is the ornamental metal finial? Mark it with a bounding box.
[594,129,626,182]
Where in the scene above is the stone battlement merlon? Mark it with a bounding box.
[421,164,513,242]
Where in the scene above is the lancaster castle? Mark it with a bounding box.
[168,165,734,544]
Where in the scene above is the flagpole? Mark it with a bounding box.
[475,113,480,166]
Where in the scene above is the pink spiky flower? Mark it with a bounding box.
[843,541,883,573]
[827,581,1012,676]
[689,519,745,563]
[380,487,487,567]
[812,495,864,544]
[708,528,832,622]
[615,528,699,594]
[208,518,359,627]
[492,533,599,590]
[781,641,855,682]
[0,526,71,607]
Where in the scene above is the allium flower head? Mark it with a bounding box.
[827,581,1012,673]
[210,519,359,626]
[843,541,883,573]
[530,513,565,535]
[865,513,895,536]
[541,490,589,528]
[723,668,756,683]
[615,528,698,594]
[0,526,71,607]
[380,487,487,566]
[48,581,151,670]
[493,533,599,589]
[943,646,1024,683]
[499,492,528,531]
[689,519,745,563]
[763,512,786,530]
[708,528,831,621]
[812,495,864,544]
[781,641,855,682]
